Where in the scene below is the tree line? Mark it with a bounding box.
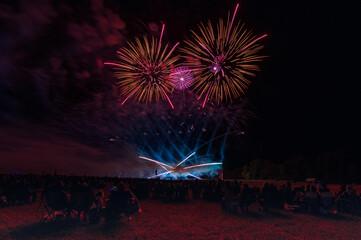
[224,149,359,183]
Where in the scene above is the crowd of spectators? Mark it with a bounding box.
[0,173,138,223]
[1,173,361,223]
[222,180,361,215]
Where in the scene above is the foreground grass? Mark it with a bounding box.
[1,198,361,240]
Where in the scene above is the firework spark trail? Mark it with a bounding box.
[139,156,172,170]
[202,81,214,108]
[180,171,202,180]
[157,23,165,55]
[226,3,239,42]
[169,68,199,76]
[148,170,172,179]
[163,42,180,62]
[103,62,133,70]
[240,34,268,52]
[160,87,175,109]
[153,159,170,171]
[121,85,141,105]
[116,51,137,64]
[139,156,173,169]
[183,162,222,170]
[198,42,215,58]
[175,152,196,167]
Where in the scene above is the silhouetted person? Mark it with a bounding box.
[346,186,360,212]
[44,181,69,218]
[105,182,138,222]
[89,190,105,224]
[319,185,334,215]
[304,186,319,214]
[336,185,349,213]
[261,183,271,212]
[239,184,252,213]
[70,182,94,222]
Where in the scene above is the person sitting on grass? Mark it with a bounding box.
[89,190,105,224]
[105,182,139,222]
[239,184,253,213]
[346,185,360,212]
[319,185,335,215]
[335,185,350,213]
[261,183,271,212]
[222,181,239,214]
[69,182,95,222]
[304,185,320,214]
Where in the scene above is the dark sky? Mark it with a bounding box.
[245,1,358,162]
[234,1,358,163]
[0,0,358,174]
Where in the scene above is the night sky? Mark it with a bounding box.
[0,0,358,175]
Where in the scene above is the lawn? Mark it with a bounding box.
[1,195,361,240]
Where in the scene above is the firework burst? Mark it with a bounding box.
[170,67,193,90]
[181,4,267,107]
[105,24,179,108]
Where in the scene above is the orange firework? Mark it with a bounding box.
[181,4,267,107]
[105,24,179,108]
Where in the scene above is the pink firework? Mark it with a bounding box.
[170,67,193,90]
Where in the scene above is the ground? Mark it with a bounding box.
[1,195,361,240]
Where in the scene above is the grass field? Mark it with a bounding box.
[1,193,361,240]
